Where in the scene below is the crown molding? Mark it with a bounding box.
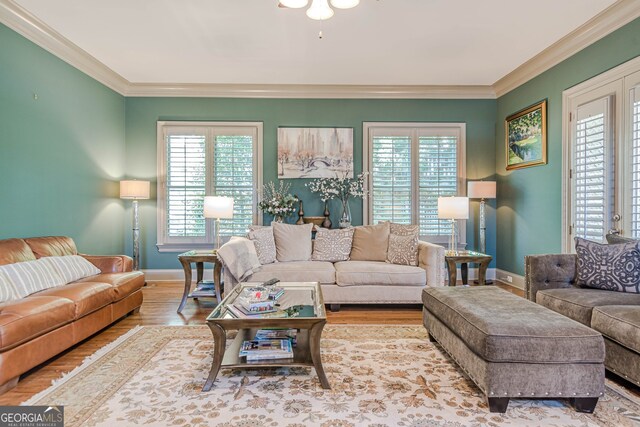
[124,83,496,99]
[493,0,640,98]
[0,0,129,94]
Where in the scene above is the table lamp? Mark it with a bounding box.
[120,180,150,270]
[204,196,234,251]
[467,181,496,255]
[438,196,469,252]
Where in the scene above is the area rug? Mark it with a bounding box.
[24,325,640,427]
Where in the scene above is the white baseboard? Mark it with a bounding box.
[494,268,525,290]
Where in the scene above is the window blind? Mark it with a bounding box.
[371,136,412,224]
[419,136,458,236]
[632,89,640,238]
[574,98,611,242]
[213,135,255,237]
[166,134,207,238]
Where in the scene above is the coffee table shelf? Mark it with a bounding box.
[222,328,313,368]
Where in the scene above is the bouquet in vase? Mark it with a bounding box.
[258,181,298,222]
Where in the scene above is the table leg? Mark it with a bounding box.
[213,261,223,304]
[461,262,468,285]
[203,323,226,392]
[178,259,192,313]
[309,321,330,389]
[445,259,457,286]
[478,260,489,285]
[196,262,204,283]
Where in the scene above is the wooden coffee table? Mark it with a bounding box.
[203,282,330,391]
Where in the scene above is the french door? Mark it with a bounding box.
[564,62,640,251]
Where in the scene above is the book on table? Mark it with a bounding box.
[254,328,298,346]
[239,339,293,361]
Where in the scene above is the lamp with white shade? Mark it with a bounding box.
[204,196,234,251]
[120,180,150,271]
[438,196,469,252]
[467,181,496,255]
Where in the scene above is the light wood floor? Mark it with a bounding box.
[1,281,637,405]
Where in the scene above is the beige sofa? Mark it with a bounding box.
[223,237,445,309]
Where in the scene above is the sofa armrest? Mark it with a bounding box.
[80,254,133,273]
[524,254,577,302]
[418,241,445,286]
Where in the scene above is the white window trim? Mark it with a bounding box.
[156,121,263,253]
[562,56,640,252]
[362,122,466,245]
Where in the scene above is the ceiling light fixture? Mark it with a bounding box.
[279,0,359,21]
[279,0,309,8]
[306,0,335,20]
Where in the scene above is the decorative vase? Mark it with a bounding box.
[339,197,352,228]
[296,199,305,225]
[321,201,332,229]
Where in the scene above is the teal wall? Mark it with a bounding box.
[125,97,497,269]
[496,17,640,275]
[0,24,126,254]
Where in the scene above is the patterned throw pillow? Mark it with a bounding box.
[312,228,355,262]
[575,237,640,293]
[387,234,419,266]
[389,223,419,237]
[606,234,638,245]
[40,255,101,284]
[0,258,66,299]
[247,226,277,265]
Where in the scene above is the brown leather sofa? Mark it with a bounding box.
[0,236,145,393]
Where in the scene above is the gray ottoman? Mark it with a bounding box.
[422,286,605,413]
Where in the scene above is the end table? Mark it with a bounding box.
[177,250,223,313]
[445,250,492,286]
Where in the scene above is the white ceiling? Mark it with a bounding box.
[12,0,619,86]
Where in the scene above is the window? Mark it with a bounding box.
[562,56,640,250]
[363,123,466,244]
[157,122,263,251]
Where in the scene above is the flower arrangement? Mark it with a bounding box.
[306,172,369,202]
[258,181,298,220]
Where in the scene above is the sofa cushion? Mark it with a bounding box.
[0,238,36,266]
[24,236,78,258]
[423,286,605,364]
[536,288,640,326]
[387,234,419,266]
[335,261,425,287]
[575,237,640,293]
[272,222,313,262]
[245,261,335,284]
[40,255,101,284]
[35,282,115,319]
[248,226,276,265]
[0,296,75,351]
[0,259,66,300]
[350,222,390,262]
[591,305,640,353]
[312,228,354,262]
[75,272,145,301]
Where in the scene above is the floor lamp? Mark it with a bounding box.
[204,196,234,251]
[120,180,150,271]
[437,196,469,253]
[468,181,496,284]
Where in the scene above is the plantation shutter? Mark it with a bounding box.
[370,129,412,224]
[213,131,256,238]
[573,97,613,242]
[165,130,207,240]
[631,84,640,238]
[418,130,460,237]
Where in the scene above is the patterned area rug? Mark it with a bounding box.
[24,325,640,427]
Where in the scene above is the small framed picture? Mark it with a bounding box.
[505,100,547,170]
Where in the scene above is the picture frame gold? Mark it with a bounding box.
[505,99,547,170]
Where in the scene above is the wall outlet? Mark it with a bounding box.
[505,275,513,283]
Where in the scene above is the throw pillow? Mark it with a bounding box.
[272,222,313,262]
[0,271,19,303]
[247,226,277,265]
[606,234,638,245]
[40,255,101,284]
[350,222,390,262]
[387,233,419,266]
[312,228,355,262]
[0,258,66,299]
[389,223,419,237]
[575,237,640,293]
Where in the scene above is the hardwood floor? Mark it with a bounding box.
[1,281,637,405]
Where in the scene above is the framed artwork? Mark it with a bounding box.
[277,127,354,178]
[506,99,547,170]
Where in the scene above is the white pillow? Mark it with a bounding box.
[0,259,66,299]
[312,228,355,262]
[272,222,313,262]
[247,226,277,265]
[40,255,101,284]
[0,270,20,303]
